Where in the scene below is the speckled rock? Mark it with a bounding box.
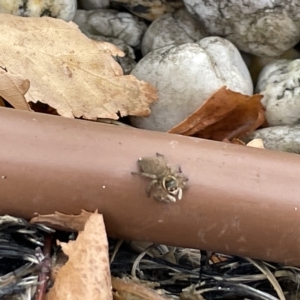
[110,0,184,21]
[244,48,300,85]
[130,37,253,132]
[141,8,207,56]
[78,0,109,10]
[244,125,300,154]
[73,9,147,47]
[0,0,77,21]
[183,0,300,57]
[256,59,300,126]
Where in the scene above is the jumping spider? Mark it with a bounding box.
[131,153,188,203]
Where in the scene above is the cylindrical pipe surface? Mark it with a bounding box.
[1,107,299,265]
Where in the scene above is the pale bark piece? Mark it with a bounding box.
[46,213,112,300]
[246,138,265,149]
[0,68,30,110]
[112,277,166,300]
[180,285,205,300]
[30,210,94,232]
[0,14,157,119]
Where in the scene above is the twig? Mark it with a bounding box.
[35,234,52,300]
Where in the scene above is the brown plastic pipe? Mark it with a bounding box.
[1,106,300,265]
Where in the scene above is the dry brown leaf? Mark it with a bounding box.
[0,68,30,110]
[180,285,205,300]
[0,97,5,107]
[168,86,265,141]
[0,14,157,119]
[30,210,93,232]
[112,277,166,300]
[46,213,112,300]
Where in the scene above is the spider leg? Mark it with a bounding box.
[131,172,158,180]
[131,171,140,176]
[168,188,179,195]
[142,173,159,180]
[154,192,169,203]
[172,164,182,173]
[166,194,177,203]
[156,153,168,164]
[146,179,158,197]
[177,188,183,200]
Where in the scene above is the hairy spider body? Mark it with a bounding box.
[132,153,188,203]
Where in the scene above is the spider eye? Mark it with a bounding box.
[163,176,178,193]
[169,186,177,192]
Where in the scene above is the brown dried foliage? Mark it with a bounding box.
[30,210,93,232]
[46,213,112,300]
[0,14,157,119]
[168,86,266,141]
[0,68,30,110]
[112,277,167,300]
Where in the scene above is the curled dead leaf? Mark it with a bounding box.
[0,68,30,110]
[30,210,94,232]
[0,14,157,119]
[46,213,112,300]
[168,86,265,141]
